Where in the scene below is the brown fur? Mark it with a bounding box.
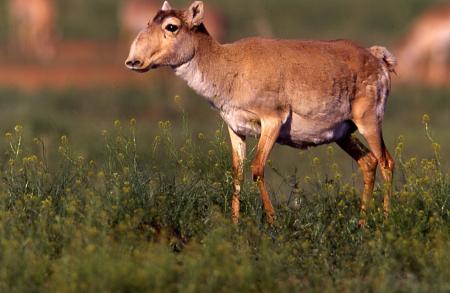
[126,1,396,225]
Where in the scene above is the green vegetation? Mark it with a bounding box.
[0,106,448,291]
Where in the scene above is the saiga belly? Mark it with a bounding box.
[220,106,354,149]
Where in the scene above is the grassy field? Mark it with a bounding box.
[0,111,448,292]
[0,86,448,292]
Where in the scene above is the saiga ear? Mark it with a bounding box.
[187,1,204,27]
[161,1,172,11]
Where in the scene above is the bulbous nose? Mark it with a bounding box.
[125,58,143,69]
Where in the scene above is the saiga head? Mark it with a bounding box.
[125,1,206,72]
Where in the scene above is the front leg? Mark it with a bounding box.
[228,127,246,224]
[251,117,282,225]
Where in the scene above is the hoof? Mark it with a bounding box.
[358,218,367,228]
[266,213,276,226]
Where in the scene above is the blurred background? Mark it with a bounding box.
[0,0,448,178]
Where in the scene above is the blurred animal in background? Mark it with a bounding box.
[119,0,225,42]
[396,4,450,86]
[8,0,57,61]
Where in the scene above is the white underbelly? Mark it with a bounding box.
[219,107,261,137]
[277,111,353,147]
[279,118,353,148]
[220,108,353,148]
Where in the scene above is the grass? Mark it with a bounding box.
[0,112,448,292]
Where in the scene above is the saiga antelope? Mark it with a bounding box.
[396,4,450,85]
[126,1,396,225]
[8,0,56,60]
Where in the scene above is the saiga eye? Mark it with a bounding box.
[165,24,179,32]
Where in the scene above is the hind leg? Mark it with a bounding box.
[337,135,378,212]
[354,119,395,214]
[379,141,395,213]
